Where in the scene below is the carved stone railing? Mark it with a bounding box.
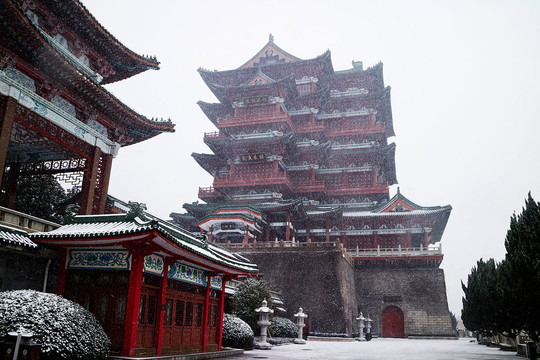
[0,206,60,233]
[348,244,442,258]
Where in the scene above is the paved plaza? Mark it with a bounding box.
[224,338,520,360]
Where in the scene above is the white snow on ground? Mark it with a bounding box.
[226,338,520,360]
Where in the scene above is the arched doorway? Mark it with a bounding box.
[382,306,405,338]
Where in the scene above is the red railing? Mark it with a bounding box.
[324,123,386,137]
[325,184,389,196]
[213,173,293,191]
[198,187,223,199]
[292,180,325,193]
[203,131,226,140]
[217,113,292,130]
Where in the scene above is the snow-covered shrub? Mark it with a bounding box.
[270,317,298,338]
[0,290,110,360]
[231,278,272,332]
[222,313,254,350]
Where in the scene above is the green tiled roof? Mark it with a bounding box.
[30,214,258,274]
[0,224,37,248]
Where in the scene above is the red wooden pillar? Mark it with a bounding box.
[218,275,232,351]
[424,232,429,248]
[202,273,213,352]
[272,160,278,176]
[80,146,101,215]
[55,248,68,296]
[122,250,147,357]
[208,225,213,243]
[325,218,330,242]
[243,225,249,246]
[96,153,113,214]
[156,258,175,356]
[0,97,17,191]
[4,162,20,208]
[306,220,311,242]
[285,211,290,242]
[372,170,378,186]
[406,232,412,249]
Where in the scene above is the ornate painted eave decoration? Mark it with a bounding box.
[29,213,259,275]
[239,34,302,69]
[0,0,174,147]
[36,0,160,84]
[0,224,37,248]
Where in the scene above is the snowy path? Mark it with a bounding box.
[224,338,520,359]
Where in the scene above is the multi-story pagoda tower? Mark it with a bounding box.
[0,0,175,215]
[174,35,453,337]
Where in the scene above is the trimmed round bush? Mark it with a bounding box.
[270,317,298,338]
[0,290,110,360]
[222,313,254,350]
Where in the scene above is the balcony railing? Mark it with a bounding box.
[292,180,325,193]
[324,123,386,137]
[348,244,442,258]
[217,113,292,129]
[325,184,388,196]
[0,206,60,233]
[198,187,223,199]
[213,174,293,190]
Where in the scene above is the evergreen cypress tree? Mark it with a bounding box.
[504,192,540,341]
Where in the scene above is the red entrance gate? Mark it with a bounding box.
[382,306,405,338]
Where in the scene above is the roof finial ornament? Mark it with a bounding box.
[269,33,274,43]
[397,186,401,195]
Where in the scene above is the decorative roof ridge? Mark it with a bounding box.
[73,0,160,69]
[207,74,296,91]
[198,49,332,76]
[8,1,175,136]
[238,34,303,69]
[374,188,452,213]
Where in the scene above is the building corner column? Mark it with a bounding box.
[80,146,101,215]
[202,273,213,352]
[156,258,174,356]
[0,97,17,193]
[122,250,147,357]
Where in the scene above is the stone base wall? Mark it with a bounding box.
[355,267,454,337]
[241,247,357,334]
[241,249,454,338]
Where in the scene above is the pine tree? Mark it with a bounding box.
[461,258,498,336]
[231,278,272,332]
[503,193,540,341]
[14,174,66,223]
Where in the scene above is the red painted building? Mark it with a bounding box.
[172,36,454,338]
[0,0,174,215]
[31,210,258,356]
[173,35,451,261]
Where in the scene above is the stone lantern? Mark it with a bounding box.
[356,312,366,341]
[366,314,373,341]
[294,307,308,344]
[255,299,273,349]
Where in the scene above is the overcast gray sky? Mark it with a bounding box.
[82,0,540,316]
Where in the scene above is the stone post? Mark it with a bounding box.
[356,312,366,341]
[366,315,373,341]
[255,299,273,349]
[294,307,308,344]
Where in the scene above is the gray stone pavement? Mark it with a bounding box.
[222,338,520,359]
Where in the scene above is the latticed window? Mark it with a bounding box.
[297,83,312,95]
[326,175,342,188]
[349,172,372,186]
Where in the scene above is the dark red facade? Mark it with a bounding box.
[175,36,451,269]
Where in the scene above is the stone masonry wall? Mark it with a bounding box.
[354,267,454,337]
[241,247,358,334]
